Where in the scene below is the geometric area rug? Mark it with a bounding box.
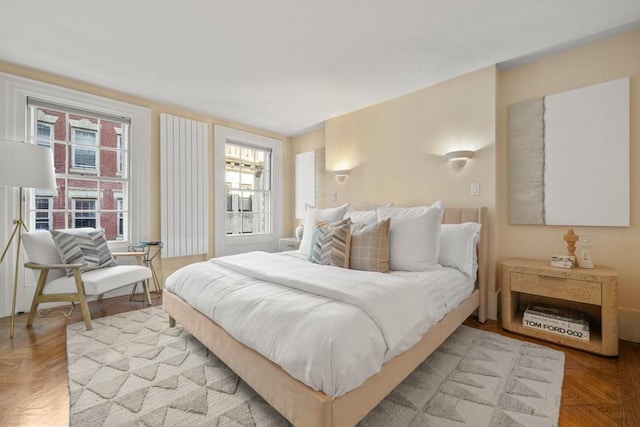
[67,306,565,427]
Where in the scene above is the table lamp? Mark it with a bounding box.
[0,140,56,338]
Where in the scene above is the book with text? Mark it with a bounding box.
[523,304,590,341]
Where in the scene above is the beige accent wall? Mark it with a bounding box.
[293,66,499,318]
[0,61,292,283]
[497,28,640,342]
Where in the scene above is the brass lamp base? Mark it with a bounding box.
[1,187,29,338]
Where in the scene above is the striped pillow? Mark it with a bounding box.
[311,218,352,268]
[349,218,391,273]
[50,229,117,276]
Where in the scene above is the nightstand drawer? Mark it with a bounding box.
[510,272,601,305]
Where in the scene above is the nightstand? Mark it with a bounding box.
[501,258,618,356]
[279,237,301,252]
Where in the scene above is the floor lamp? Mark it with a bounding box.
[0,140,56,338]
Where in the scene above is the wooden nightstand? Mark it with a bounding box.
[501,258,618,356]
[279,237,301,252]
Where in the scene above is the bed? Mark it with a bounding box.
[162,206,488,426]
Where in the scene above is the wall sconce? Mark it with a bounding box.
[444,150,474,169]
[334,170,349,183]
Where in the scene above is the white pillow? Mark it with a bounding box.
[343,208,377,226]
[343,203,394,226]
[376,201,444,271]
[299,203,349,258]
[439,222,481,278]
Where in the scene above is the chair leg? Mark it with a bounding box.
[143,279,152,305]
[72,269,92,331]
[26,269,49,327]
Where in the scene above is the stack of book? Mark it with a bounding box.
[523,304,590,341]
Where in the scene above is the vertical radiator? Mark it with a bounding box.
[160,113,209,258]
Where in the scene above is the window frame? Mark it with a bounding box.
[28,103,131,241]
[214,125,283,256]
[224,142,272,236]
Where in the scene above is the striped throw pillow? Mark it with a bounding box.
[349,218,391,273]
[311,218,352,268]
[50,229,117,276]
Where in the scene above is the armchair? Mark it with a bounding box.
[21,230,153,331]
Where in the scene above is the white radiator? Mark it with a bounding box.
[160,113,209,258]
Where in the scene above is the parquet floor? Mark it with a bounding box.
[0,295,638,426]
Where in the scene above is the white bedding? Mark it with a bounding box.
[165,250,473,397]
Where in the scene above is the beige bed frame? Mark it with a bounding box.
[163,206,488,426]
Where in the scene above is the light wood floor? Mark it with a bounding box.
[1,294,638,426]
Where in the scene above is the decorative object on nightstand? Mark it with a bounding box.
[563,228,579,267]
[279,237,301,252]
[502,258,618,356]
[295,224,304,240]
[578,233,594,269]
[550,255,574,268]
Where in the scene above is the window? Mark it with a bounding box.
[72,128,98,169]
[34,197,52,230]
[224,142,271,235]
[26,100,132,241]
[116,198,124,237]
[116,132,124,175]
[36,122,54,148]
[73,199,97,228]
[214,125,283,256]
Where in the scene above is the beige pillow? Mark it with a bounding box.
[311,218,352,268]
[349,218,390,273]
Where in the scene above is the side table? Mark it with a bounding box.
[501,258,618,356]
[129,241,163,300]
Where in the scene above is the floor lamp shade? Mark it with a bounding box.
[0,140,57,189]
[0,140,56,338]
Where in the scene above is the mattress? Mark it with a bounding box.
[164,250,473,397]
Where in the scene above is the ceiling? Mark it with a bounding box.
[0,1,638,137]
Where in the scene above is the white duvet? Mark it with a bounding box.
[165,251,473,397]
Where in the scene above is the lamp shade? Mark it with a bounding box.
[0,140,57,189]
